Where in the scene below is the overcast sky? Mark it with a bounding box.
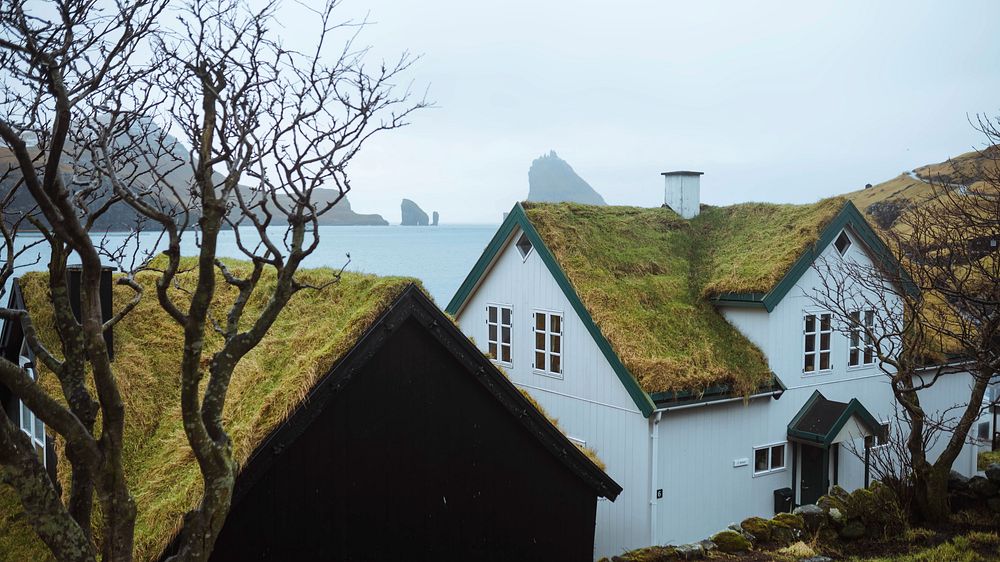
[283,0,1000,224]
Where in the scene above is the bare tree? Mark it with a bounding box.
[810,117,1000,524]
[0,0,425,560]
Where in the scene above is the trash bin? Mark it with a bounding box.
[774,487,793,514]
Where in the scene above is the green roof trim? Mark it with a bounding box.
[446,203,657,417]
[787,390,883,446]
[648,373,786,407]
[711,201,917,312]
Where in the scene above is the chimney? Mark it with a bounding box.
[662,171,704,219]
[67,265,115,361]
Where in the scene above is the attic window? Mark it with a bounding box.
[516,232,533,260]
[835,231,852,255]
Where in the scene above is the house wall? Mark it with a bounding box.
[208,317,601,562]
[455,228,652,559]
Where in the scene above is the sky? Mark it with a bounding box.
[277,0,1000,224]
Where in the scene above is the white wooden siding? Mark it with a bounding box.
[455,227,652,559]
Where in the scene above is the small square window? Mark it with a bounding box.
[771,444,785,470]
[754,448,769,472]
[516,232,533,259]
[754,443,788,475]
[835,231,852,255]
[978,421,990,442]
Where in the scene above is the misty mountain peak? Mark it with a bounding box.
[527,151,606,205]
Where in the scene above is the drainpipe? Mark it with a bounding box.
[649,411,663,546]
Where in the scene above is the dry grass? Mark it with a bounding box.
[1,260,416,561]
[521,200,851,396]
[979,450,1000,471]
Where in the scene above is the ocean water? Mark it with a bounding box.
[10,225,499,306]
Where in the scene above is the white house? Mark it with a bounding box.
[446,172,984,560]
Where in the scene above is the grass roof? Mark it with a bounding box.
[520,199,847,396]
[0,262,417,561]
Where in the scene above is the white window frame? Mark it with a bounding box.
[803,312,833,374]
[515,231,534,261]
[752,442,787,476]
[532,309,563,378]
[869,420,891,450]
[848,309,877,368]
[18,352,45,466]
[834,229,853,256]
[486,303,513,366]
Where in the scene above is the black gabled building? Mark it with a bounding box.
[164,284,621,561]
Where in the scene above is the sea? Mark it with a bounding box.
[9,225,499,306]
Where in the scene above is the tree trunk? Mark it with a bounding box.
[912,463,951,524]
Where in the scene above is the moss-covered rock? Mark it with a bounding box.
[772,512,805,531]
[613,546,679,561]
[740,516,772,543]
[817,485,850,515]
[839,519,866,540]
[710,530,751,553]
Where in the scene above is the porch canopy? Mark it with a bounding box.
[786,390,883,506]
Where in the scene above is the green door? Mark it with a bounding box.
[800,445,826,505]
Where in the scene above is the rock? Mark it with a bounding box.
[673,543,704,560]
[793,504,827,532]
[316,194,389,225]
[770,522,797,546]
[801,557,833,562]
[949,470,970,490]
[838,519,866,540]
[740,516,772,543]
[709,530,751,553]
[431,211,439,226]
[950,491,980,513]
[697,540,716,553]
[985,463,1000,487]
[988,497,1000,513]
[773,512,806,532]
[828,507,843,524]
[968,475,999,498]
[817,486,849,515]
[526,150,607,205]
[400,198,429,226]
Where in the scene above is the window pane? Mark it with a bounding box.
[551,355,560,374]
[820,314,831,331]
[501,307,511,325]
[551,334,561,353]
[804,354,815,372]
[535,332,545,351]
[805,315,815,332]
[488,342,497,358]
[535,313,546,330]
[488,324,497,343]
[35,443,44,462]
[501,344,511,363]
[34,417,44,442]
[488,306,497,322]
[864,347,874,364]
[820,333,830,351]
[535,351,545,369]
[501,326,510,345]
[850,311,860,325]
[754,449,769,472]
[820,352,830,370]
[850,329,860,347]
[805,334,815,353]
[550,315,561,334]
[865,310,874,327]
[771,445,785,469]
[21,403,30,432]
[849,349,859,366]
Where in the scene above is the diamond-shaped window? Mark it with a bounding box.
[516,232,533,259]
[835,231,852,255]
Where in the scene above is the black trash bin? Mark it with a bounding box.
[773,487,793,514]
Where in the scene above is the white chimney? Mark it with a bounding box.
[662,171,703,219]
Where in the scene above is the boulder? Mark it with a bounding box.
[772,512,806,532]
[697,540,716,554]
[968,475,999,498]
[828,507,844,525]
[988,497,1000,513]
[838,519,866,540]
[770,522,797,546]
[817,486,850,514]
[986,463,1000,486]
[709,530,751,554]
[949,470,970,491]
[431,211,439,226]
[793,504,827,532]
[673,543,704,560]
[740,516,772,543]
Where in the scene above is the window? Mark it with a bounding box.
[835,230,852,255]
[516,232,533,260]
[18,353,45,465]
[533,311,562,375]
[753,443,786,475]
[486,304,512,364]
[867,422,891,449]
[849,310,877,367]
[803,313,832,373]
[977,421,991,442]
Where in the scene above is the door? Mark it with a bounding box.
[800,445,826,506]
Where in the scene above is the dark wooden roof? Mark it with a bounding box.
[787,390,882,446]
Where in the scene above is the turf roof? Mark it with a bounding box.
[520,198,848,396]
[0,262,416,561]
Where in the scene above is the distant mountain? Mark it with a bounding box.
[526,151,606,205]
[841,146,1000,229]
[0,122,388,228]
[400,198,429,225]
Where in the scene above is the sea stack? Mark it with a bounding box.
[401,198,429,226]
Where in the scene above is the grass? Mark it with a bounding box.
[978,450,1000,471]
[522,199,845,395]
[2,261,417,561]
[852,531,1000,562]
